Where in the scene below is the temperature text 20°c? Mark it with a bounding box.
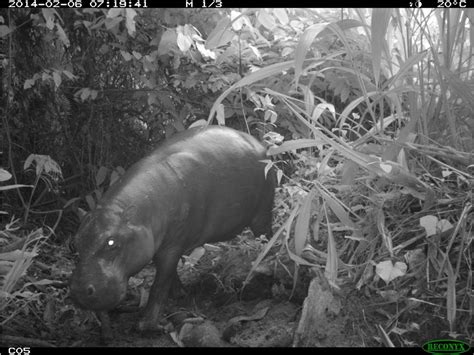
[437,0,467,7]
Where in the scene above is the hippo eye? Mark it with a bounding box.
[105,238,118,249]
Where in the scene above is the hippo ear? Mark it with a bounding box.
[78,210,93,226]
[77,207,87,222]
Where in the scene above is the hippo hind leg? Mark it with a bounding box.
[169,267,186,299]
[250,169,276,238]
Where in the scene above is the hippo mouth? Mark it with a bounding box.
[70,287,126,311]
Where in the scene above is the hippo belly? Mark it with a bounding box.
[69,125,275,336]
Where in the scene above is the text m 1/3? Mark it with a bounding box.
[185,0,223,7]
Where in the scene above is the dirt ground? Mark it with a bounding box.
[61,237,314,347]
[60,250,364,348]
[2,234,465,348]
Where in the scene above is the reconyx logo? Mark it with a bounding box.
[422,339,471,355]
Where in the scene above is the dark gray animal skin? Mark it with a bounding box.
[69,125,275,335]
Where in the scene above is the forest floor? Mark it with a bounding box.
[2,233,456,348]
[59,236,364,347]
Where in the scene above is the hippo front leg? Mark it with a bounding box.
[138,248,182,332]
[97,311,113,341]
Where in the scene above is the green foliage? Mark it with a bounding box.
[0,226,51,334]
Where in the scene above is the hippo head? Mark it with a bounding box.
[69,206,155,311]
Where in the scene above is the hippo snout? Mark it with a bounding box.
[70,278,100,309]
[69,264,127,311]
